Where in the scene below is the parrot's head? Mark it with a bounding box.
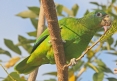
[85,10,113,32]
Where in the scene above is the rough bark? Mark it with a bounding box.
[42,0,68,81]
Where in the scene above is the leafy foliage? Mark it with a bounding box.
[0,0,117,81]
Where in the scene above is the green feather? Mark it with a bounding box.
[15,10,110,74]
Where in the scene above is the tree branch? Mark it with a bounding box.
[42,0,68,81]
[28,0,45,81]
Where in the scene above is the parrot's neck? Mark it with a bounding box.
[78,18,101,34]
[78,14,102,32]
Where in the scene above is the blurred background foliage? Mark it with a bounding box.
[0,0,117,81]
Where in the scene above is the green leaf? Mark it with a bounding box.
[4,39,21,55]
[105,51,117,56]
[88,63,99,73]
[84,10,89,15]
[56,4,64,16]
[95,59,106,67]
[72,4,79,16]
[30,18,38,29]
[107,78,117,81]
[63,6,73,16]
[114,40,117,47]
[112,0,116,3]
[72,60,84,72]
[107,37,114,45]
[27,31,37,37]
[16,10,38,18]
[21,44,33,54]
[3,72,26,81]
[100,20,117,42]
[44,78,56,81]
[93,72,104,81]
[28,6,40,15]
[0,48,11,57]
[95,59,113,73]
[43,72,57,76]
[18,35,34,53]
[18,35,35,44]
[90,2,100,6]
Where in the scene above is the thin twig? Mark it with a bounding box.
[28,0,45,81]
[0,64,16,81]
[64,29,109,68]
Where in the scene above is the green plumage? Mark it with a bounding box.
[15,10,108,74]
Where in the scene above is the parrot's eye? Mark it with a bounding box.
[96,12,102,17]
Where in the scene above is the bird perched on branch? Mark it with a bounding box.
[15,10,112,74]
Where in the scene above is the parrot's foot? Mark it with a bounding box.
[70,58,77,66]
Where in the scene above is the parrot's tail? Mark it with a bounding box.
[14,56,40,74]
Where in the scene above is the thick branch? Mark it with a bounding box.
[28,0,45,81]
[42,0,68,81]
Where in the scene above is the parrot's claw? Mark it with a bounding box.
[70,58,77,66]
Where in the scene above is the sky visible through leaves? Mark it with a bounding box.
[0,0,116,81]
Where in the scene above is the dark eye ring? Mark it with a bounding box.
[96,12,102,17]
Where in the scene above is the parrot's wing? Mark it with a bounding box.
[31,29,49,53]
[15,29,49,74]
[14,56,38,74]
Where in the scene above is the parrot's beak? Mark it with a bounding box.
[101,15,113,32]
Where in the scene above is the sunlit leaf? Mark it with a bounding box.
[69,70,76,81]
[0,48,11,57]
[30,18,38,29]
[88,63,99,73]
[107,78,117,81]
[63,6,73,16]
[3,72,26,81]
[56,4,64,16]
[93,72,104,81]
[16,10,38,18]
[5,56,20,68]
[87,50,95,59]
[28,6,40,15]
[72,4,79,17]
[4,39,21,54]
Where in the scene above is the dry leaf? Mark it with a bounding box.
[5,56,20,68]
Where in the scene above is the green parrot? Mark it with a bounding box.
[15,10,112,74]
